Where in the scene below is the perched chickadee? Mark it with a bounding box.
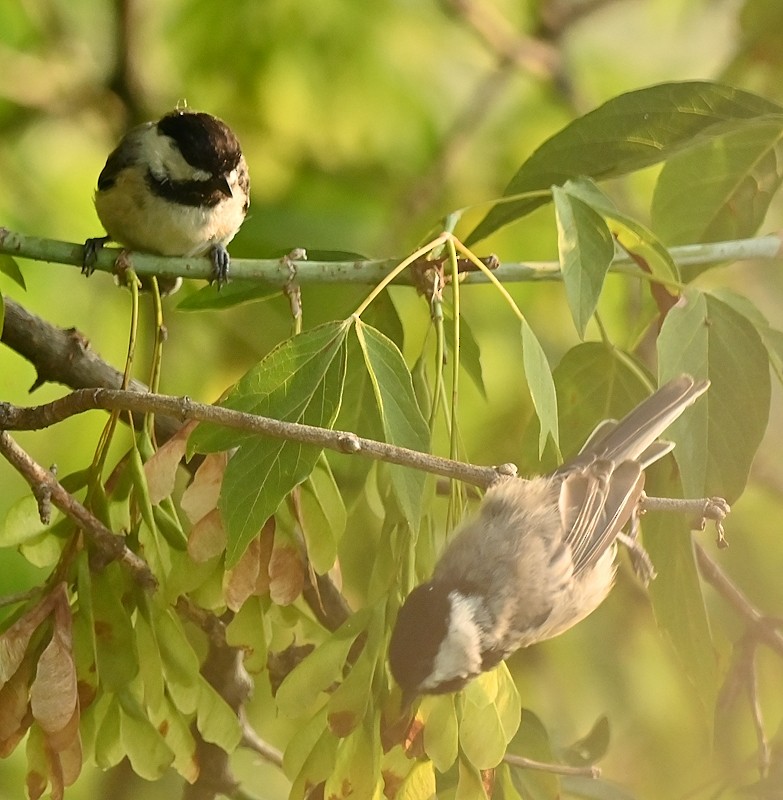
[389,375,709,701]
[83,109,250,292]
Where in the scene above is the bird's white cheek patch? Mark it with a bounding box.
[427,593,483,690]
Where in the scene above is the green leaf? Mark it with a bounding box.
[0,255,25,289]
[119,691,175,780]
[551,343,651,463]
[286,707,339,799]
[520,318,559,457]
[556,178,680,286]
[562,716,610,766]
[323,719,381,799]
[658,289,770,502]
[94,695,124,769]
[397,760,436,800]
[0,496,56,546]
[507,710,559,800]
[552,185,615,338]
[652,116,783,248]
[642,478,718,715]
[326,610,383,737]
[467,81,782,244]
[459,671,518,770]
[421,694,459,772]
[190,321,349,566]
[354,320,430,527]
[298,454,346,574]
[91,564,139,691]
[149,695,197,783]
[443,308,487,398]
[196,676,242,751]
[177,279,280,310]
[134,605,165,712]
[455,758,489,800]
[276,609,371,718]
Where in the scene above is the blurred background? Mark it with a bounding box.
[2,0,783,797]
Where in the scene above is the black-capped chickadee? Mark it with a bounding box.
[389,375,709,701]
[83,109,250,292]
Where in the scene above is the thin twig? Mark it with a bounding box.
[504,752,600,778]
[0,431,157,590]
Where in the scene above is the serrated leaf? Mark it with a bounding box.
[520,318,559,456]
[652,116,783,248]
[468,81,782,244]
[552,185,615,337]
[190,321,349,565]
[658,289,770,502]
[354,320,430,527]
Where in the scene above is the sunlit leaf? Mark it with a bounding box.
[652,117,783,248]
[552,185,615,338]
[520,318,559,456]
[421,694,459,772]
[323,720,381,799]
[298,454,346,574]
[118,694,174,780]
[354,320,430,527]
[195,676,242,751]
[658,288,770,502]
[468,81,783,244]
[276,609,371,718]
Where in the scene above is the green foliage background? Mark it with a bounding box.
[2,0,783,798]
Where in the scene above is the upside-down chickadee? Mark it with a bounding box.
[389,375,709,702]
[83,109,250,292]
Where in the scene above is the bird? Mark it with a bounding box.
[83,108,250,293]
[388,374,709,702]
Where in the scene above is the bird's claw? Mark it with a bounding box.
[693,497,731,548]
[211,243,230,288]
[82,236,110,277]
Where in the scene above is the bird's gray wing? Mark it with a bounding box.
[558,459,644,576]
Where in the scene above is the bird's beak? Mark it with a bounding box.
[219,176,234,198]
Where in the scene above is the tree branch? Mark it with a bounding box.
[504,752,600,778]
[694,543,783,658]
[2,228,781,286]
[1,295,181,442]
[0,431,157,589]
[0,388,510,488]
